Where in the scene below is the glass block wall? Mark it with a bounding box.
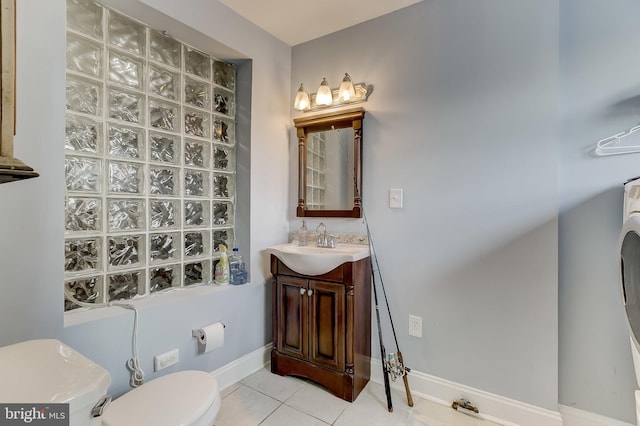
[64,0,237,311]
[306,133,326,209]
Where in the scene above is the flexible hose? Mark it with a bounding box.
[65,290,145,387]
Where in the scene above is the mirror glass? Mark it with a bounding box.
[306,128,354,211]
[294,107,365,218]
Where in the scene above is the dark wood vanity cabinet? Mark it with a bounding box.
[270,255,371,402]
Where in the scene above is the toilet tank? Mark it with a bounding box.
[0,339,111,426]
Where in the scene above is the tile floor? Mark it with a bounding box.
[215,367,502,426]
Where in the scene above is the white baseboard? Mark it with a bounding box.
[370,358,562,426]
[208,347,631,426]
[210,343,272,391]
[559,404,634,426]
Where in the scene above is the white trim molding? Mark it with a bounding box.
[211,343,272,391]
[370,359,562,426]
[559,404,634,426]
[207,347,633,426]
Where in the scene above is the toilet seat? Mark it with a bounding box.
[101,370,219,426]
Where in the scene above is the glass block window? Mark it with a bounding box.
[306,132,326,209]
[65,0,236,311]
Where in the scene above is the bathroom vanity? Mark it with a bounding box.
[270,107,371,401]
[269,253,371,402]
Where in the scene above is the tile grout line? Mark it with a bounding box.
[255,398,283,426]
[242,377,340,426]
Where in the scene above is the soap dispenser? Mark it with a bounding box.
[298,220,308,246]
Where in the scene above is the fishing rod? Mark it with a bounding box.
[340,132,391,410]
[370,252,393,412]
[364,212,414,408]
[340,127,413,408]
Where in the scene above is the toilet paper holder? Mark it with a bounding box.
[192,322,225,340]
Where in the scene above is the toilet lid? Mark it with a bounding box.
[102,370,219,426]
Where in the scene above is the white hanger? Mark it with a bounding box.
[596,123,640,156]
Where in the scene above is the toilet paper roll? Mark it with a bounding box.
[194,322,225,353]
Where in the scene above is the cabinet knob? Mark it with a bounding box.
[307,289,314,297]
[300,288,306,295]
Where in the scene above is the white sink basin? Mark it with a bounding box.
[266,243,370,276]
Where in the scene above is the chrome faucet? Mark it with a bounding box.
[315,222,335,248]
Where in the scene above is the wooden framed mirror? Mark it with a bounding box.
[0,0,38,183]
[294,107,365,218]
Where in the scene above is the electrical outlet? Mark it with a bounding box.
[154,348,179,371]
[409,315,422,338]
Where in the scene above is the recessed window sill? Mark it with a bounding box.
[64,282,253,328]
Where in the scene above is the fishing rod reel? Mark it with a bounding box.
[385,352,409,381]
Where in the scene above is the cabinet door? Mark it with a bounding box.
[308,280,345,372]
[276,276,308,360]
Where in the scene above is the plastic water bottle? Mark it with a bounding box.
[229,247,247,285]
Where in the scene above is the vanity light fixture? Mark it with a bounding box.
[293,73,369,112]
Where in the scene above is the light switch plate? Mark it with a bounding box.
[409,315,422,338]
[389,188,403,209]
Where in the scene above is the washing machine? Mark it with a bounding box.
[619,176,640,424]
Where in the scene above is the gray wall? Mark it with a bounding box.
[559,0,640,422]
[292,0,559,411]
[0,0,291,398]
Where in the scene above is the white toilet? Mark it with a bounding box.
[619,176,640,424]
[0,339,221,426]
